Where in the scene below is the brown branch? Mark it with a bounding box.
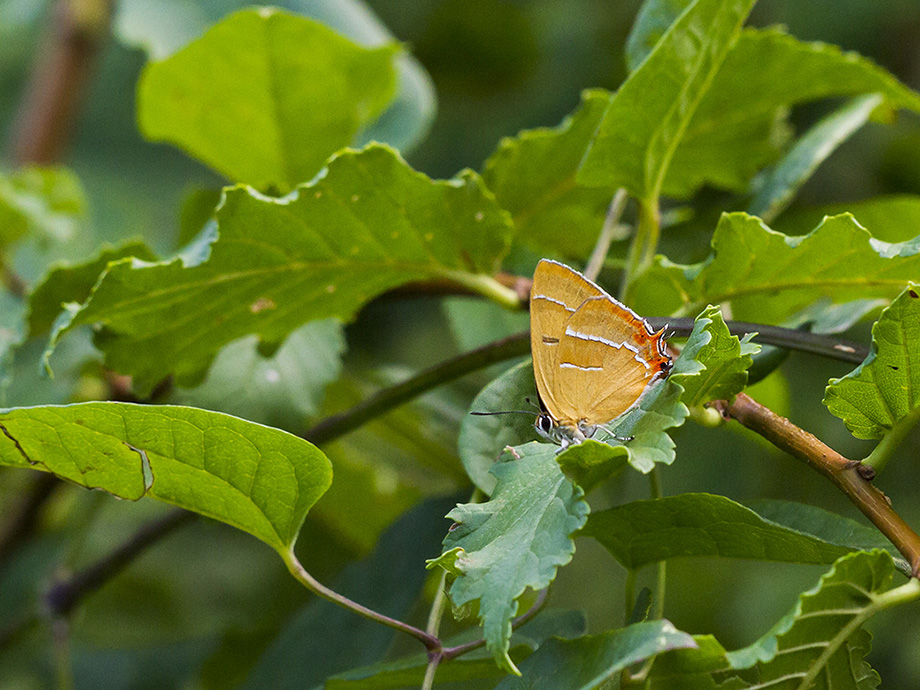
[724,393,920,577]
[8,0,115,164]
[0,472,60,571]
[44,508,194,617]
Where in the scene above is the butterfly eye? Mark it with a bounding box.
[537,414,554,434]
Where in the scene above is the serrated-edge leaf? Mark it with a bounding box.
[670,305,760,406]
[427,442,589,674]
[0,403,332,552]
[823,283,920,440]
[44,145,515,395]
[27,239,157,337]
[632,212,920,323]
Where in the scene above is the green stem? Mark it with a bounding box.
[51,618,74,690]
[649,468,666,621]
[421,654,441,690]
[442,270,522,310]
[426,570,449,636]
[864,405,920,472]
[621,197,660,300]
[281,546,440,651]
[623,569,637,627]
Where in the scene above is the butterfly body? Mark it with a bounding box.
[529,259,671,449]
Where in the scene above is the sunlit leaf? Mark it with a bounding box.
[582,494,896,570]
[27,240,156,336]
[0,403,332,552]
[482,89,614,259]
[427,442,589,674]
[137,8,399,191]
[631,213,920,323]
[45,145,514,395]
[496,620,696,690]
[578,0,757,200]
[824,284,920,439]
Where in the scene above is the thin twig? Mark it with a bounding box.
[442,588,549,660]
[304,331,530,445]
[0,472,60,571]
[584,188,629,282]
[724,393,920,577]
[282,546,441,651]
[44,508,195,617]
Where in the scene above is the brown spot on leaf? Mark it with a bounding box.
[250,297,276,313]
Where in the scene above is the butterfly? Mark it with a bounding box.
[529,259,671,450]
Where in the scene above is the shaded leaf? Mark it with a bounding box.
[427,442,590,674]
[647,551,913,689]
[632,213,920,323]
[0,293,26,397]
[482,89,615,259]
[0,166,85,251]
[46,145,514,395]
[824,284,920,439]
[725,550,898,688]
[241,496,456,689]
[670,305,759,406]
[170,319,345,431]
[748,95,883,223]
[496,620,697,690]
[458,360,537,495]
[581,493,894,570]
[137,8,399,191]
[325,610,587,689]
[27,240,156,336]
[0,403,332,552]
[578,0,757,200]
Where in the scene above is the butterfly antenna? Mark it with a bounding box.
[469,410,535,416]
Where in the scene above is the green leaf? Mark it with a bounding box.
[427,442,590,674]
[0,293,26,397]
[27,240,156,337]
[0,166,86,251]
[647,550,918,689]
[325,610,586,689]
[482,89,615,259]
[137,8,399,191]
[725,550,900,686]
[625,0,690,71]
[578,0,757,200]
[0,403,332,552]
[581,493,893,570]
[824,284,920,439]
[496,620,697,690]
[170,319,345,431]
[458,360,538,495]
[776,195,920,244]
[632,213,920,323]
[46,145,515,395]
[663,27,920,199]
[670,305,760,407]
[748,95,883,223]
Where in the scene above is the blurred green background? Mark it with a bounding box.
[1,0,919,687]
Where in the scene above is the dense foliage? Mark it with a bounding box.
[0,0,919,688]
